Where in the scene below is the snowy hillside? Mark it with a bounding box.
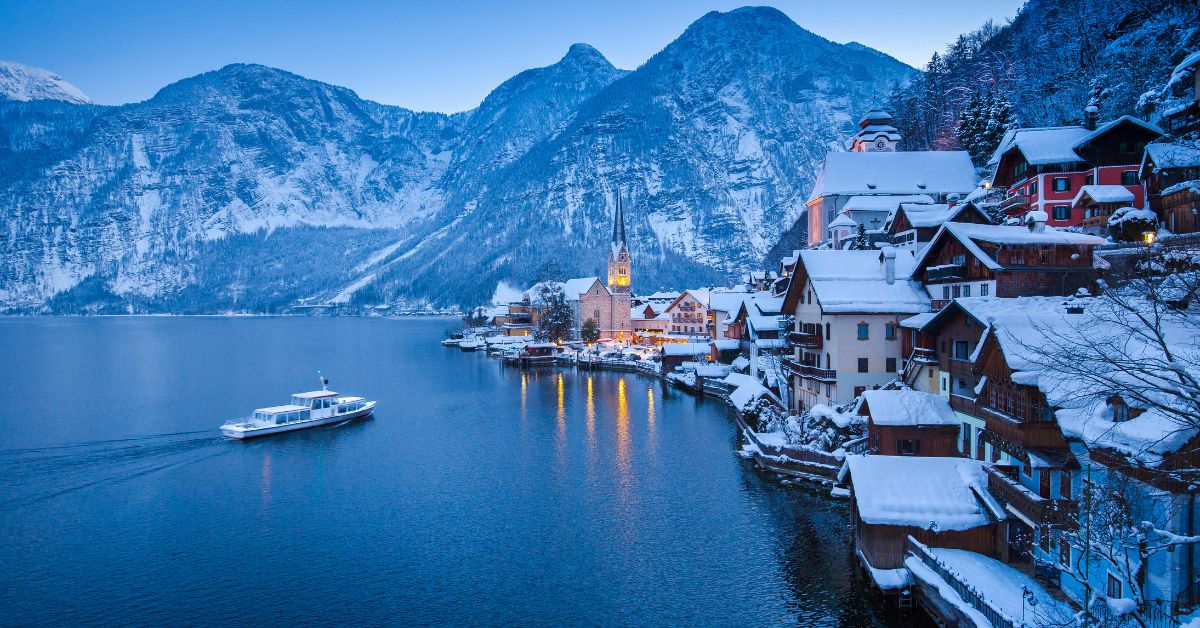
[0,8,915,313]
[0,61,91,105]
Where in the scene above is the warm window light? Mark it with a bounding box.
[1143,231,1156,245]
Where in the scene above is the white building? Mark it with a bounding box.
[780,248,930,412]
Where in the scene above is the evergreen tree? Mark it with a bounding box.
[535,283,574,343]
[580,318,601,344]
[851,222,869,250]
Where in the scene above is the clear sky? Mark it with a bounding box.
[0,0,1025,112]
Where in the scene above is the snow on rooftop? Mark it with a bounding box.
[524,277,601,303]
[988,126,1091,166]
[662,343,710,356]
[845,455,1002,531]
[1073,115,1163,150]
[798,250,929,314]
[920,548,1074,625]
[897,203,961,229]
[860,390,959,426]
[1144,141,1200,170]
[916,223,1104,273]
[899,311,936,329]
[1072,184,1135,206]
[828,213,858,228]
[842,194,934,212]
[808,151,978,201]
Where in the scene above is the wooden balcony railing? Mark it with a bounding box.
[985,465,1074,525]
[926,263,968,281]
[782,358,836,381]
[786,331,822,349]
[949,394,980,417]
[999,194,1033,212]
[981,406,1068,449]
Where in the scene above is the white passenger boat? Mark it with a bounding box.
[220,374,376,439]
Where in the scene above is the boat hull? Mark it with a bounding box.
[222,402,376,440]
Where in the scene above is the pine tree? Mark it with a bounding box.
[851,222,869,250]
[580,318,601,344]
[535,283,574,343]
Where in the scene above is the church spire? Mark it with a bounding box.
[612,189,627,245]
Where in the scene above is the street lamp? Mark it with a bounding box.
[1143,231,1157,245]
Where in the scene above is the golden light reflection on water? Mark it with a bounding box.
[647,385,657,446]
[586,376,595,444]
[520,372,527,427]
[616,377,631,481]
[555,373,566,464]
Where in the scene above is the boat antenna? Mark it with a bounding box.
[318,370,329,391]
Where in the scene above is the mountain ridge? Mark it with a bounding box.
[0,7,916,313]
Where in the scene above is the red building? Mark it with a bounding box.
[988,114,1163,230]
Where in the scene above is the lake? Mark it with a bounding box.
[0,317,888,626]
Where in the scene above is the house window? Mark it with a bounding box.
[981,284,989,296]
[897,439,919,455]
[1119,141,1135,155]
[1053,177,1071,192]
[857,358,869,373]
[885,324,896,340]
[1029,181,1038,196]
[857,323,869,340]
[942,286,951,300]
[886,358,897,373]
[825,353,831,369]
[854,386,866,397]
[1107,573,1122,599]
[1060,471,1072,499]
[1121,171,1139,186]
[825,322,830,340]
[825,383,831,396]
[952,285,961,298]
[1059,539,1071,567]
[962,285,971,298]
[953,340,969,360]
[1053,206,1070,221]
[1085,174,1094,185]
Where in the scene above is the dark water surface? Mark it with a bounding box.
[0,317,884,626]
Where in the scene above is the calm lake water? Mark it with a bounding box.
[0,317,888,626]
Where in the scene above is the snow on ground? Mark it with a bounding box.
[928,548,1074,624]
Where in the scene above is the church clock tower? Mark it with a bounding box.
[606,190,632,340]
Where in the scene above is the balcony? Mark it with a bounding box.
[981,405,1068,449]
[998,194,1033,213]
[783,358,836,381]
[786,331,822,349]
[949,394,980,417]
[985,465,1074,526]
[926,263,967,281]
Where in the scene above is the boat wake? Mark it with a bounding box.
[0,431,226,509]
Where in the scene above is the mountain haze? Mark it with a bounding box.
[0,7,915,312]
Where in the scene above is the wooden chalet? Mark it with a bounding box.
[911,221,1105,311]
[1141,141,1200,235]
[1071,184,1136,234]
[858,390,961,457]
[885,201,991,249]
[843,456,1007,580]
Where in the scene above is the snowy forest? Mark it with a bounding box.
[886,0,1200,163]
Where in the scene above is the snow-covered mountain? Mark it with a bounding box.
[0,61,92,104]
[0,7,914,313]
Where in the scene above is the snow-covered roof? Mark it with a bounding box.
[828,213,858,228]
[746,314,783,334]
[988,126,1091,167]
[808,151,978,201]
[797,249,929,314]
[524,277,602,303]
[896,203,960,229]
[1174,50,1200,77]
[845,456,1004,531]
[662,343,710,356]
[899,311,937,329]
[645,290,680,301]
[859,390,959,426]
[915,223,1105,273]
[989,117,1162,167]
[1143,141,1200,171]
[975,296,1200,466]
[1072,185,1134,206]
[256,404,310,414]
[843,194,933,212]
[707,290,751,314]
[1072,115,1163,150]
[710,339,740,351]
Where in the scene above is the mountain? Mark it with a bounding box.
[0,7,915,313]
[0,61,92,105]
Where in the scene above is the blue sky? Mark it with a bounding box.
[0,0,1024,112]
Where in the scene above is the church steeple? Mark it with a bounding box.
[607,189,630,293]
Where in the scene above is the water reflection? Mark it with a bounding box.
[646,385,657,451]
[260,450,272,512]
[555,373,566,468]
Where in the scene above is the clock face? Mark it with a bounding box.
[874,138,888,149]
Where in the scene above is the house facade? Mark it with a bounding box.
[988,114,1163,229]
[781,248,929,413]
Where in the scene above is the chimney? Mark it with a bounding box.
[1083,103,1100,131]
[1025,209,1048,233]
[946,193,960,209]
[881,246,897,285]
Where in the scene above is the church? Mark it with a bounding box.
[804,107,978,247]
[577,192,633,341]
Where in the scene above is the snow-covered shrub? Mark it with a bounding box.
[1108,206,1158,242]
[780,402,866,452]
